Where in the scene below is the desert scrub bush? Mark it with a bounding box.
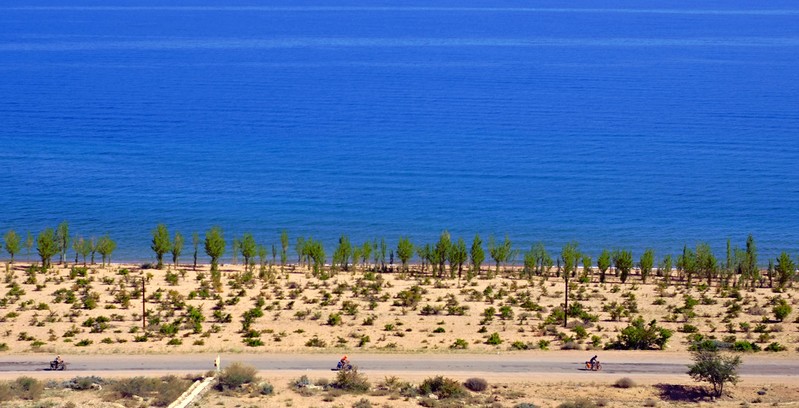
[773,299,792,322]
[64,376,105,391]
[765,342,786,352]
[514,404,540,408]
[328,313,343,326]
[419,376,467,399]
[258,381,274,395]
[352,398,373,408]
[732,340,761,352]
[216,362,259,391]
[450,338,468,349]
[485,332,502,345]
[305,336,327,348]
[331,367,370,392]
[108,375,189,405]
[0,382,12,402]
[11,376,44,400]
[613,377,636,388]
[558,398,598,408]
[463,377,488,392]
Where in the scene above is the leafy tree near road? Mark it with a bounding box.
[171,232,184,268]
[433,231,451,277]
[597,249,611,283]
[239,233,257,272]
[678,245,697,286]
[608,316,673,350]
[660,254,673,284]
[332,235,352,272]
[696,243,717,286]
[205,227,226,270]
[639,248,654,284]
[687,349,741,397]
[151,224,171,269]
[449,237,468,279]
[745,234,758,289]
[97,235,116,266]
[775,251,795,290]
[3,229,21,264]
[280,230,289,269]
[56,221,69,265]
[396,237,414,273]
[360,240,372,271]
[37,227,58,271]
[613,249,634,284]
[488,235,512,277]
[470,234,484,277]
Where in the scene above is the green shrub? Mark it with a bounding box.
[606,317,672,350]
[216,362,259,391]
[305,336,327,348]
[352,398,372,408]
[328,313,343,326]
[13,376,44,400]
[76,339,93,347]
[557,398,597,408]
[765,342,786,352]
[773,300,792,322]
[433,327,445,333]
[419,376,466,399]
[450,338,468,349]
[732,340,761,352]
[258,381,274,395]
[485,332,502,345]
[331,368,370,392]
[463,377,488,392]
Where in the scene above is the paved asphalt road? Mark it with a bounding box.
[0,353,796,376]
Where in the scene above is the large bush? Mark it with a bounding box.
[419,376,467,399]
[216,362,259,391]
[606,317,672,350]
[331,367,370,392]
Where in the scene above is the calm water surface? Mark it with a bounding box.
[1,1,798,261]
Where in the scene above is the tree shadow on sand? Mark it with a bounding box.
[654,384,709,402]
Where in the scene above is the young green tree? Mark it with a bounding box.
[639,248,655,284]
[332,234,352,272]
[360,240,372,271]
[613,249,634,284]
[581,254,592,282]
[561,242,579,327]
[745,234,758,289]
[487,235,512,277]
[171,232,184,268]
[151,224,171,269]
[205,226,226,273]
[434,231,451,278]
[696,243,717,286]
[687,350,741,397]
[24,232,34,262]
[192,232,199,270]
[97,235,116,267]
[416,243,430,273]
[280,230,289,269]
[305,239,326,276]
[37,227,58,271]
[661,254,673,285]
[295,237,306,266]
[396,237,414,273]
[89,237,98,265]
[231,238,240,265]
[379,238,388,271]
[71,234,80,264]
[56,221,69,265]
[3,229,21,264]
[257,244,267,276]
[76,236,91,266]
[469,234,484,277]
[236,233,256,272]
[597,249,611,283]
[775,251,796,290]
[449,237,468,279]
[678,245,697,286]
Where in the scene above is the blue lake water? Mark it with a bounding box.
[1,1,798,262]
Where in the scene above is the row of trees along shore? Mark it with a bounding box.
[2,223,797,290]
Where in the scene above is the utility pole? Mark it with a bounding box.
[141,277,146,331]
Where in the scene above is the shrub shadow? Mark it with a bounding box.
[654,384,708,402]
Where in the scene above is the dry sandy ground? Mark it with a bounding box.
[0,262,797,407]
